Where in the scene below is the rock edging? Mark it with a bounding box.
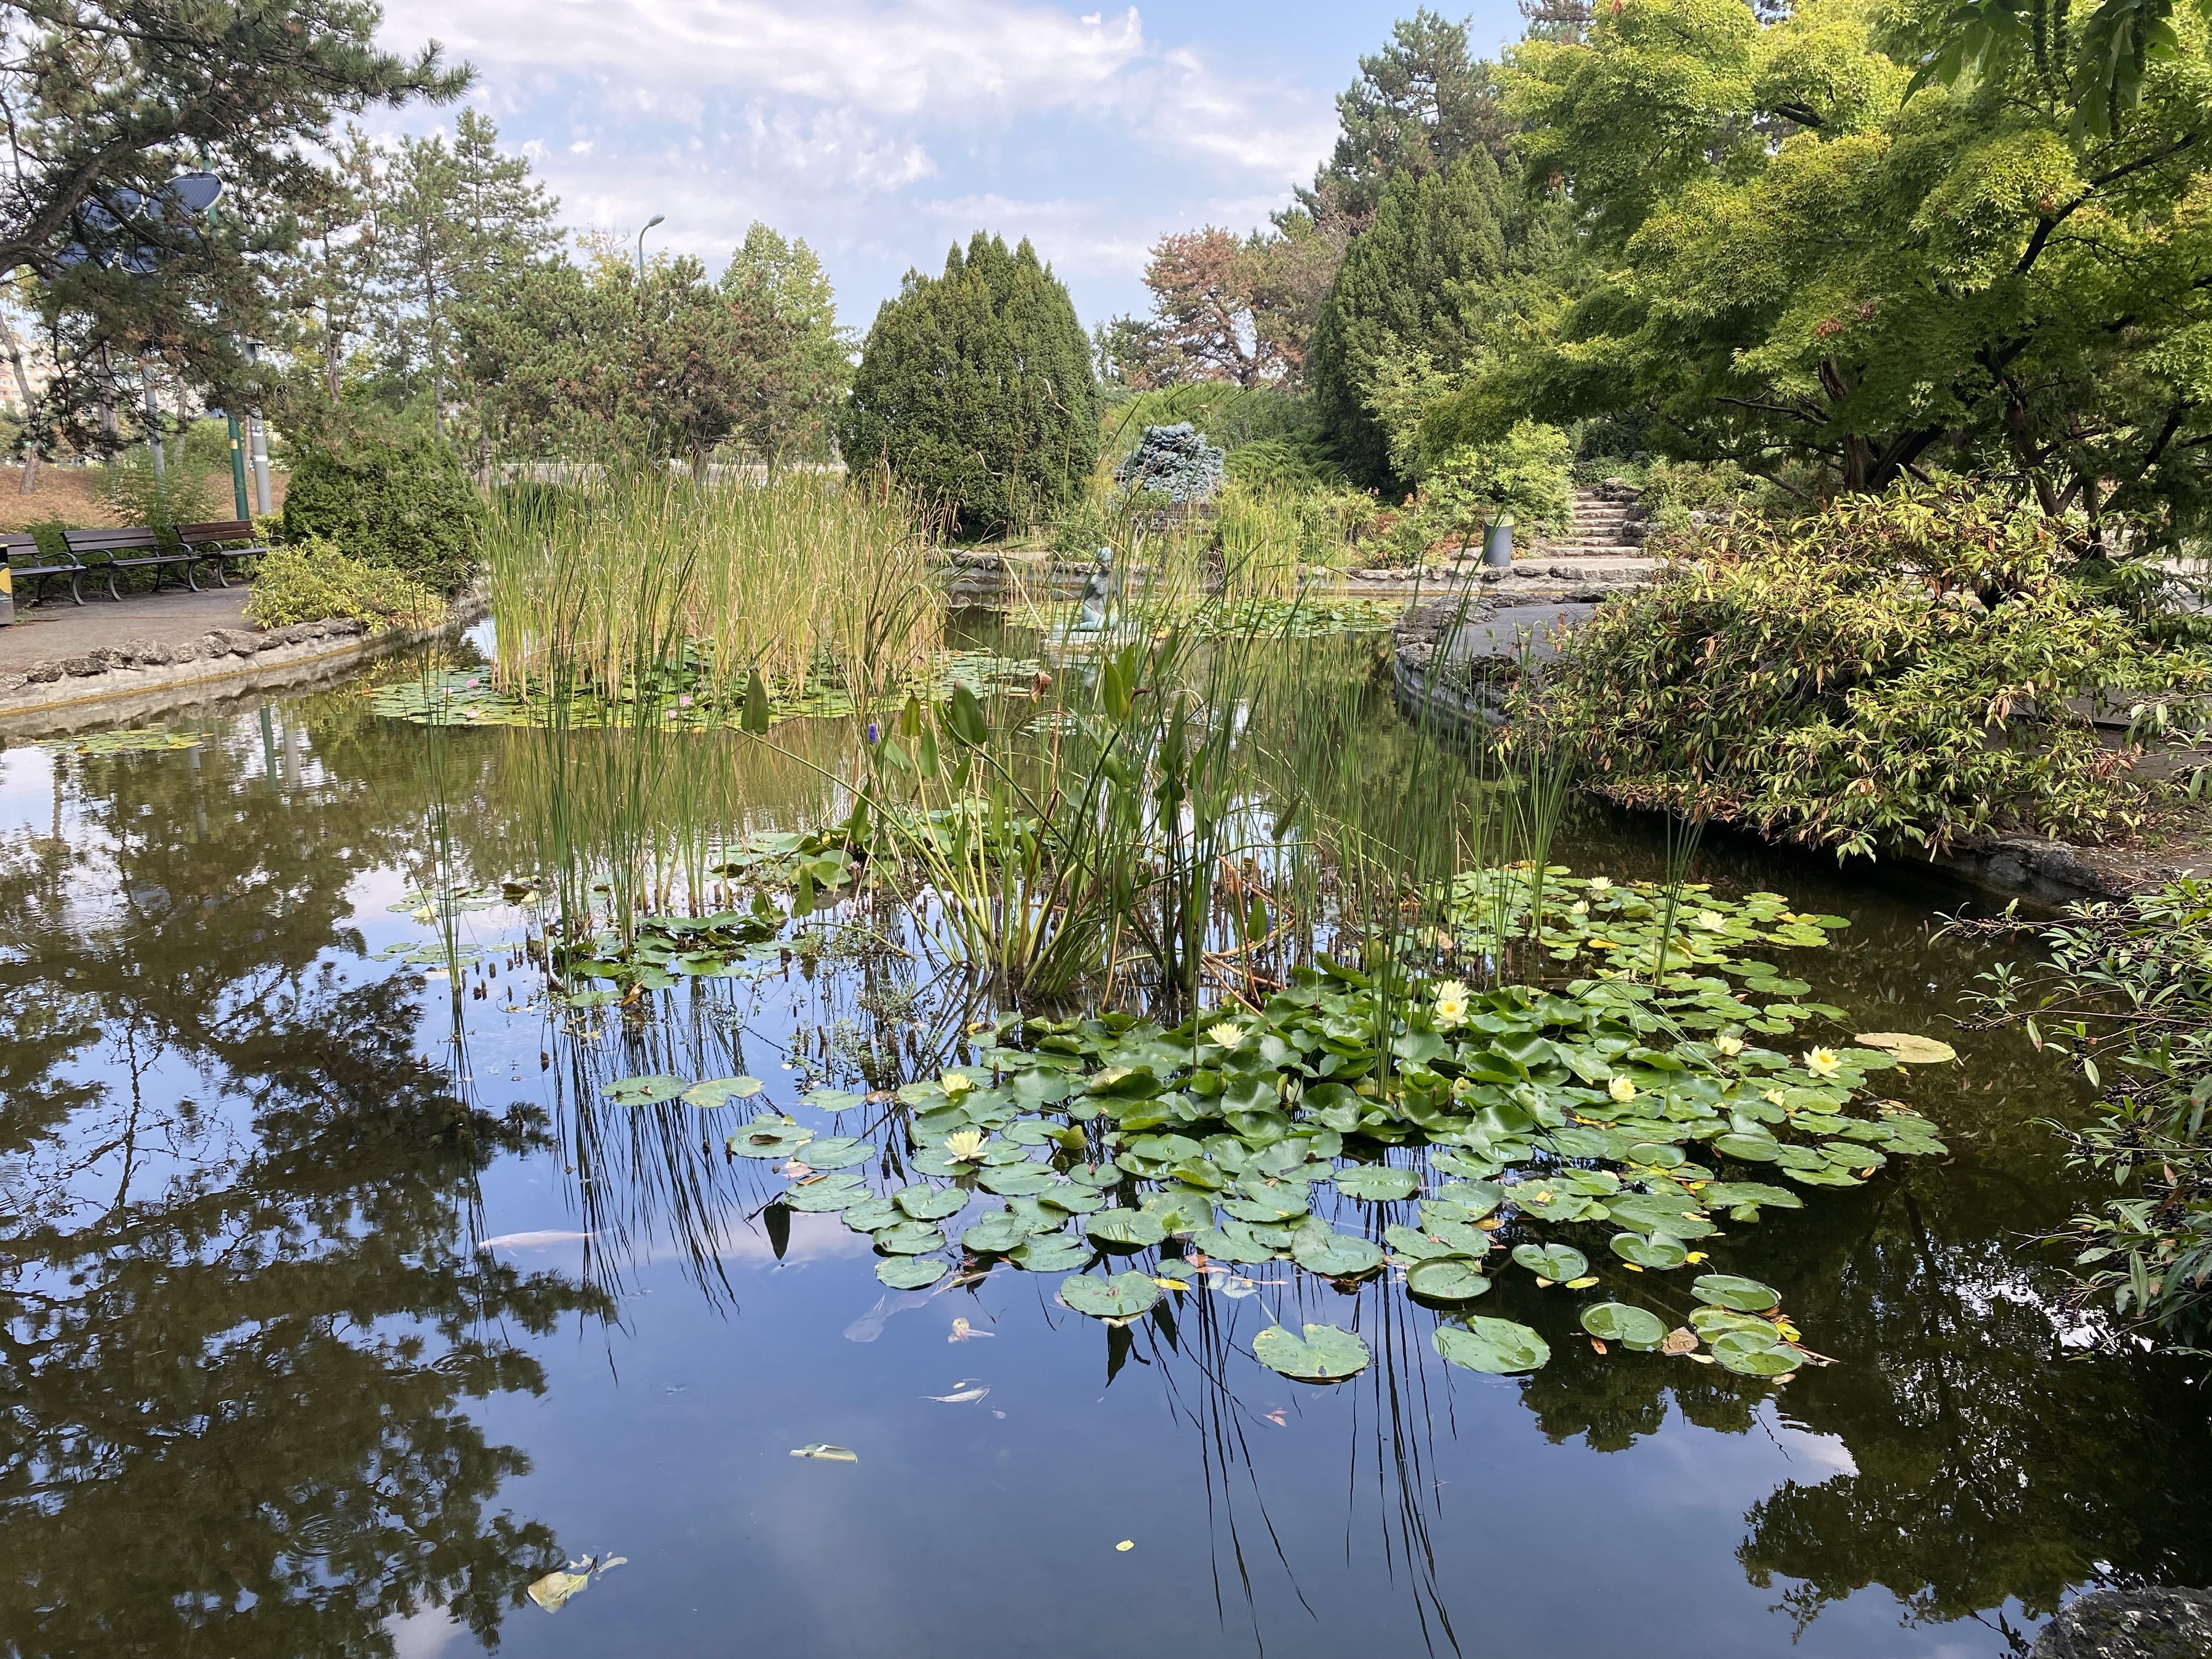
[0,600,483,729]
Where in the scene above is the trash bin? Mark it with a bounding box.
[1482,515,1515,569]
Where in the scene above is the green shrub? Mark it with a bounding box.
[103,452,226,538]
[245,537,445,632]
[1536,484,2189,857]
[839,232,1099,538]
[1101,385,1312,464]
[19,517,77,562]
[1223,431,1354,492]
[1639,459,1770,533]
[281,422,484,593]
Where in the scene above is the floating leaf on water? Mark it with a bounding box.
[789,1443,859,1462]
[1253,1322,1371,1381]
[961,1210,1032,1255]
[1433,1317,1550,1375]
[1086,1210,1169,1250]
[1854,1031,1957,1064]
[1512,1243,1589,1282]
[1059,1272,1161,1319]
[1713,1132,1781,1162]
[729,1116,815,1158]
[783,1175,868,1212]
[682,1075,764,1107]
[1406,1257,1491,1302]
[1661,1327,1701,1355]
[1692,1273,1781,1312]
[1291,1231,1385,1279]
[1435,1180,1505,1218]
[1711,1329,1798,1375]
[1189,1224,1276,1265]
[1385,1223,1458,1261]
[873,1221,945,1255]
[980,1164,1058,1197]
[792,1135,871,1169]
[1333,1165,1418,1202]
[1009,1233,1092,1272]
[526,1555,624,1612]
[40,726,202,755]
[1579,1303,1667,1350]
[1221,1193,1308,1223]
[607,1073,689,1105]
[877,1256,949,1289]
[562,988,622,1008]
[804,1088,868,1111]
[1037,1183,1107,1215]
[1610,1233,1690,1269]
[1689,1306,1775,1339]
[895,1184,970,1221]
[842,1197,901,1233]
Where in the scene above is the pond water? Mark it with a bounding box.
[4,625,2209,1659]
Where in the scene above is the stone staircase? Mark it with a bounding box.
[1534,486,1645,557]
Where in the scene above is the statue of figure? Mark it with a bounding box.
[1073,545,1113,632]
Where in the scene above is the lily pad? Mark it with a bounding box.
[783,1176,868,1212]
[1433,1317,1550,1375]
[1854,1031,1958,1064]
[1713,1132,1781,1163]
[1085,1210,1169,1250]
[1512,1243,1589,1282]
[873,1221,945,1255]
[681,1075,764,1107]
[729,1116,815,1158]
[979,1164,1057,1197]
[877,1256,949,1289]
[1435,1180,1504,1218]
[1008,1233,1092,1272]
[1188,1224,1276,1265]
[1406,1257,1491,1302]
[841,1197,901,1232]
[1610,1233,1690,1269]
[1221,1192,1309,1223]
[1691,1273,1781,1312]
[1711,1328,1798,1375]
[1333,1165,1418,1202]
[1292,1231,1386,1278]
[961,1210,1031,1255]
[894,1184,970,1221]
[1037,1183,1107,1215]
[1385,1223,1459,1261]
[1059,1271,1161,1319]
[1253,1322,1371,1381]
[1579,1302,1667,1349]
[607,1073,689,1105]
[792,1135,871,1169]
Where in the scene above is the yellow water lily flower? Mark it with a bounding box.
[1607,1075,1638,1103]
[1715,1034,1745,1057]
[1432,979,1472,1028]
[941,1071,975,1098]
[1804,1047,1842,1079]
[1205,1022,1243,1048]
[1764,1089,1788,1107]
[944,1129,985,1161]
[1695,910,1728,932]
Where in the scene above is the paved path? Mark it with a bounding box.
[0,589,255,675]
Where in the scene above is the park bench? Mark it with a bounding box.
[62,526,198,599]
[176,520,266,587]
[3,529,95,606]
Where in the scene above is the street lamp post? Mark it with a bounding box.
[636,214,665,282]
[242,337,272,518]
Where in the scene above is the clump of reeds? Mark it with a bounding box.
[482,466,941,705]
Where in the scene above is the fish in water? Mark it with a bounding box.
[478,1230,593,1252]
[842,1286,947,1342]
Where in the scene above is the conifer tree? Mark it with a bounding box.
[839,233,1098,535]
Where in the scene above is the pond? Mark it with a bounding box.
[4,618,2209,1659]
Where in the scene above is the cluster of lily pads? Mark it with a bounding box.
[36,726,201,755]
[625,872,1952,1386]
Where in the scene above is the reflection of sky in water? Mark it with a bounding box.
[4,670,2209,1659]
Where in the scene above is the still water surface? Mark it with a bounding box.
[3,639,2208,1659]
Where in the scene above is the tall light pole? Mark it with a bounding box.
[636,213,665,281]
[242,337,272,518]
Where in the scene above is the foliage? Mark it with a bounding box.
[244,535,444,631]
[280,413,484,592]
[1474,0,2212,540]
[101,451,226,537]
[1222,430,1357,492]
[1953,881,2212,1348]
[1114,423,1226,503]
[0,0,467,449]
[840,232,1099,538]
[1310,153,1571,489]
[1096,218,1346,393]
[1638,458,1773,533]
[1535,484,2187,856]
[1297,7,1515,228]
[1100,383,1313,462]
[1413,421,1576,548]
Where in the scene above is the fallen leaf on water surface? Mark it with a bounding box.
[1263,1408,1287,1425]
[789,1444,858,1462]
[1221,1277,1260,1299]
[1116,1541,1135,1551]
[1662,1328,1700,1355]
[527,1553,628,1612]
[1854,1031,1959,1064]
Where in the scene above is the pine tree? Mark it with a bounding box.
[838,233,1098,535]
[1307,155,1511,488]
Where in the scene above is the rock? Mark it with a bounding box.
[25,662,61,683]
[168,642,200,663]
[61,655,105,677]
[205,629,258,656]
[133,642,174,666]
[2032,1588,2212,1659]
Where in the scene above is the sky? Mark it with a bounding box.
[368,0,1527,335]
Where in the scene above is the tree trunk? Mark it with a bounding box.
[0,309,43,494]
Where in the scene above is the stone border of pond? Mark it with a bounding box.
[938,548,1661,605]
[0,594,486,737]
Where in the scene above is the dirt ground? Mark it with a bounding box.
[0,463,287,531]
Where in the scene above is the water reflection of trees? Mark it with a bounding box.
[0,699,610,1656]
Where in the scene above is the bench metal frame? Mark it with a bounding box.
[3,529,93,606]
[175,520,266,588]
[61,526,198,599]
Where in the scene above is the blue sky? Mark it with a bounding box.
[371,0,1527,334]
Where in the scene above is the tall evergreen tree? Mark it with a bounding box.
[1307,154,1516,488]
[839,233,1098,535]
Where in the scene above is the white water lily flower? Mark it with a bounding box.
[1607,1075,1638,1103]
[1205,1022,1244,1048]
[1432,980,1472,1028]
[1587,876,1613,891]
[944,1129,985,1161]
[1804,1047,1842,1079]
[1715,1033,1745,1057]
[1764,1088,1788,1107]
[1695,910,1728,932]
[940,1071,975,1097]
[1570,900,1589,916]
